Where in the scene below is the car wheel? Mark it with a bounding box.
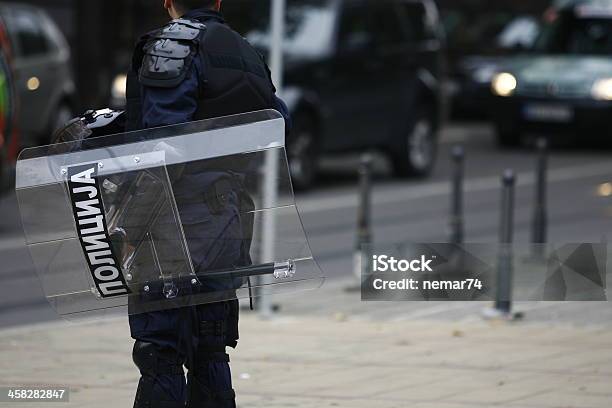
[288,113,318,191]
[495,123,521,147]
[391,110,437,178]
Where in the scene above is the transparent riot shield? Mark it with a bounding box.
[16,110,324,319]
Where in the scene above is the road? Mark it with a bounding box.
[1,121,612,328]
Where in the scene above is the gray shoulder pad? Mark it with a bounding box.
[153,18,206,41]
[139,20,205,88]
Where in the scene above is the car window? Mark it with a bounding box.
[371,1,406,46]
[399,1,429,42]
[442,10,538,55]
[6,8,51,58]
[338,0,406,51]
[39,12,64,53]
[338,2,375,52]
[224,0,335,57]
[534,12,612,55]
[496,16,540,49]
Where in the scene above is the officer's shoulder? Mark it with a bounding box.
[139,19,206,88]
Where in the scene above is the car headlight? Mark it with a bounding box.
[592,78,612,101]
[492,72,517,97]
[111,74,127,100]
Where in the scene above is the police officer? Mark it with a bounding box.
[125,1,290,407]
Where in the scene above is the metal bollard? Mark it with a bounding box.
[349,154,373,290]
[532,138,548,257]
[495,169,515,314]
[449,145,465,245]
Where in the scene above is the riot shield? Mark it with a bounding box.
[16,110,324,319]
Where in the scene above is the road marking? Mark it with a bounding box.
[298,161,612,214]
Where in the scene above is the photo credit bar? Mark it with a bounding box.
[360,244,607,302]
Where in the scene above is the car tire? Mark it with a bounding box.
[288,113,318,191]
[495,123,521,147]
[390,109,437,178]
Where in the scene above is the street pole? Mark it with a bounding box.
[352,154,373,289]
[260,0,285,319]
[449,145,465,245]
[495,169,515,315]
[532,137,548,258]
[269,0,285,89]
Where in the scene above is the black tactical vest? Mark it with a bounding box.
[126,13,276,131]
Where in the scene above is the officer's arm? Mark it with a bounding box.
[138,23,204,128]
[141,60,201,128]
[273,95,292,134]
[262,60,292,134]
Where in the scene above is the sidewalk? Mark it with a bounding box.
[1,311,611,408]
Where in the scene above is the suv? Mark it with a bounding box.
[490,0,612,146]
[223,0,446,189]
[0,3,75,147]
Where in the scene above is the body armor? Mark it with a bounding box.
[126,15,276,131]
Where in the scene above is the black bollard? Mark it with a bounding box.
[495,169,515,315]
[532,138,548,257]
[449,145,465,245]
[350,154,373,290]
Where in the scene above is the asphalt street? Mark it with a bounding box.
[1,121,612,328]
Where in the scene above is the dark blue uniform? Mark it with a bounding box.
[127,8,290,408]
[139,45,290,129]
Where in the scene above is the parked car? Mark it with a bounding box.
[0,3,75,147]
[0,14,16,191]
[490,0,612,146]
[224,0,446,188]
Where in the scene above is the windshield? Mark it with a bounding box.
[534,12,612,55]
[223,0,336,57]
[442,11,540,55]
